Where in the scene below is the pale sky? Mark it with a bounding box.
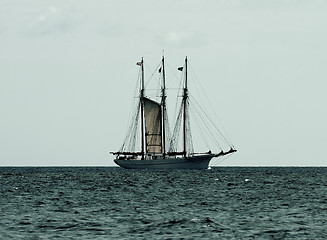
[1,0,326,166]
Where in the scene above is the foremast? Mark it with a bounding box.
[178,56,237,158]
[183,57,188,158]
[161,56,167,158]
[140,57,145,160]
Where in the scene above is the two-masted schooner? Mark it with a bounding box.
[111,56,236,169]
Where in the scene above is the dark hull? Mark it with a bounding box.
[114,155,214,169]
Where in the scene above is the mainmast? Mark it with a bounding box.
[161,56,166,158]
[140,58,145,160]
[183,57,188,157]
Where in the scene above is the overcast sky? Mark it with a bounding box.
[1,0,326,166]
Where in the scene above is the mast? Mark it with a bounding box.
[140,58,145,160]
[161,56,167,158]
[183,57,188,157]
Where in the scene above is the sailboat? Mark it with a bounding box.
[111,56,236,169]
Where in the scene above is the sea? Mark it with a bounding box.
[1,167,326,239]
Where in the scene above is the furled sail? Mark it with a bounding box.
[143,97,162,153]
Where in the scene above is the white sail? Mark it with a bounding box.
[143,97,162,153]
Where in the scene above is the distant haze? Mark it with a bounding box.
[1,0,326,166]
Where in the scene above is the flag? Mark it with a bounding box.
[178,67,183,71]
[136,62,142,66]
[158,67,162,73]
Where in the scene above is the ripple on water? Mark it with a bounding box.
[0,167,327,239]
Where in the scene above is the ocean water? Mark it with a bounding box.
[1,167,327,239]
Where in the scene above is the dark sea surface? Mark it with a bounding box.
[1,167,327,239]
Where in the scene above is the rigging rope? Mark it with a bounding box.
[119,68,142,152]
[210,153,233,167]
[188,62,234,146]
[144,62,161,89]
[190,105,211,150]
[189,103,222,151]
[189,94,231,147]
[185,102,194,155]
[169,102,183,152]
